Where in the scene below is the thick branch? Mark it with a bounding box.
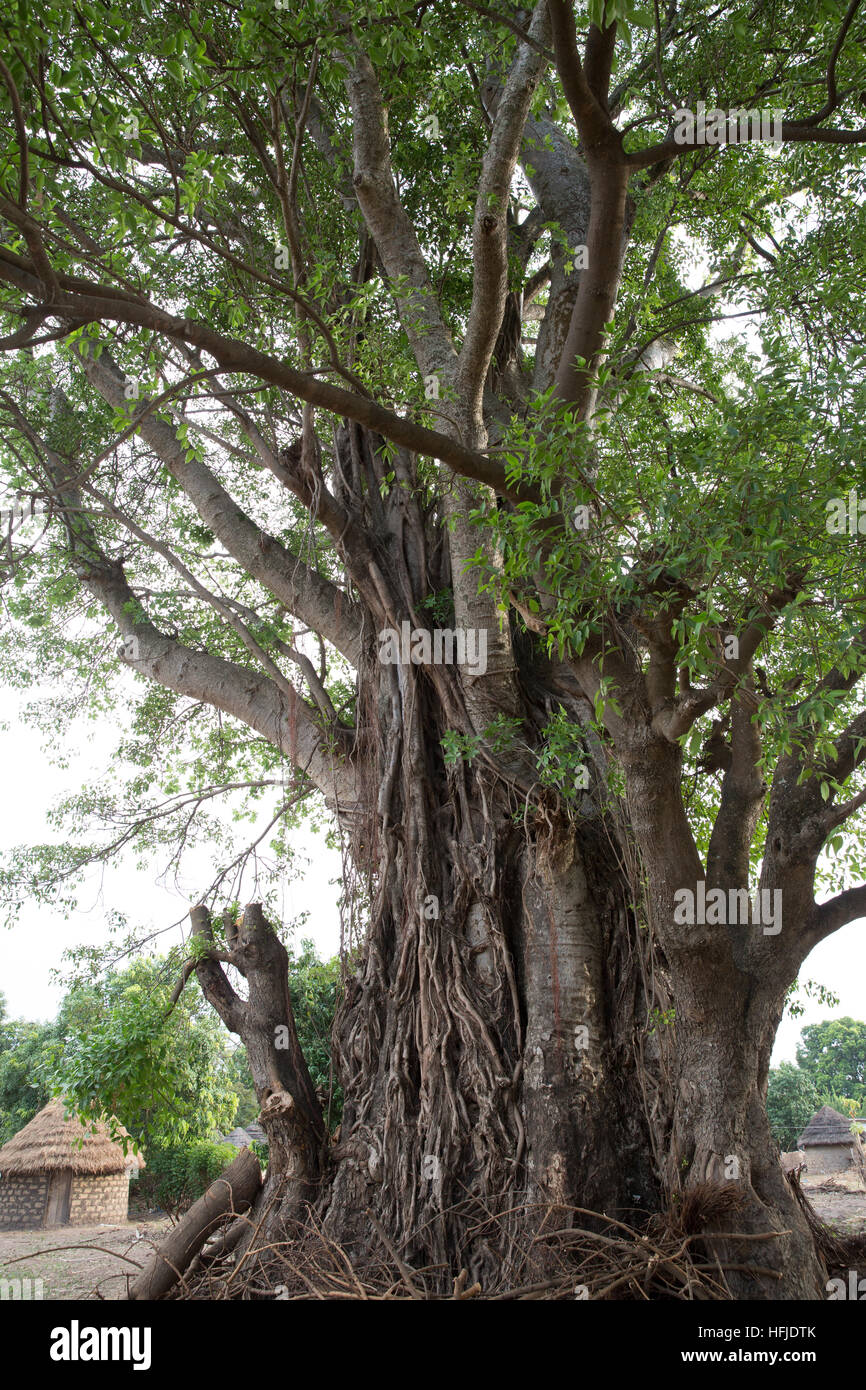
[706,690,766,891]
[458,1,550,416]
[810,884,866,942]
[345,43,457,383]
[652,574,805,741]
[547,0,614,145]
[626,118,866,170]
[0,247,533,500]
[189,903,246,1035]
[77,345,364,666]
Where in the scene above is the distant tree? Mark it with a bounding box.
[0,1014,58,1143]
[766,1062,821,1152]
[287,941,342,1123]
[820,1091,862,1120]
[46,956,239,1148]
[795,1018,866,1111]
[224,1047,258,1131]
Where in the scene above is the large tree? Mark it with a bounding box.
[1,0,866,1298]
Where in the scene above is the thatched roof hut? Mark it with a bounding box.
[0,1099,144,1231]
[796,1105,865,1179]
[0,1099,144,1175]
[797,1105,856,1148]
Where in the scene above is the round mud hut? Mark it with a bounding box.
[0,1099,145,1230]
[796,1104,865,1177]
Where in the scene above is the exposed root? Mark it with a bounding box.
[169,1192,788,1301]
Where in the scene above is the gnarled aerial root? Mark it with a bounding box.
[167,1184,813,1300]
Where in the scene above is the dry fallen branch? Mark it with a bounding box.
[127,1147,262,1300]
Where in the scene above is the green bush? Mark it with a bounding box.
[134,1140,239,1217]
[249,1139,269,1166]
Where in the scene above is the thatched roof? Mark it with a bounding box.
[244,1123,266,1145]
[0,1099,145,1176]
[797,1105,858,1149]
[220,1127,254,1149]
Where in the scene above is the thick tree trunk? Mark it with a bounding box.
[667,965,825,1299]
[181,651,828,1301]
[617,740,827,1298]
[319,749,661,1290]
[214,702,827,1300]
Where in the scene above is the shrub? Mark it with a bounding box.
[134,1139,239,1218]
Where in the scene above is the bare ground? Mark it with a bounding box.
[0,1214,171,1300]
[804,1185,866,1238]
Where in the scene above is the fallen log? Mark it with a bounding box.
[196,1209,252,1267]
[127,1147,262,1300]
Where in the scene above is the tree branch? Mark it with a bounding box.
[14,403,359,807]
[810,883,866,942]
[457,1,550,417]
[547,0,614,144]
[77,345,365,666]
[344,41,457,384]
[189,903,246,1035]
[0,245,534,501]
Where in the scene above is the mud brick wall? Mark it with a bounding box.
[805,1144,851,1176]
[0,1174,48,1229]
[68,1172,130,1225]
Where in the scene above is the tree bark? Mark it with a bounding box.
[314,656,661,1287]
[190,903,327,1219]
[668,977,825,1299]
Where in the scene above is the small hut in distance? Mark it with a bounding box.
[0,1099,145,1230]
[796,1104,866,1178]
[220,1126,257,1151]
[218,1123,267,1149]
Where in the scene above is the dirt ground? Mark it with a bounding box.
[0,1214,171,1300]
[807,1187,866,1237]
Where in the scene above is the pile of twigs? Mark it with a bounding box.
[176,1182,787,1300]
